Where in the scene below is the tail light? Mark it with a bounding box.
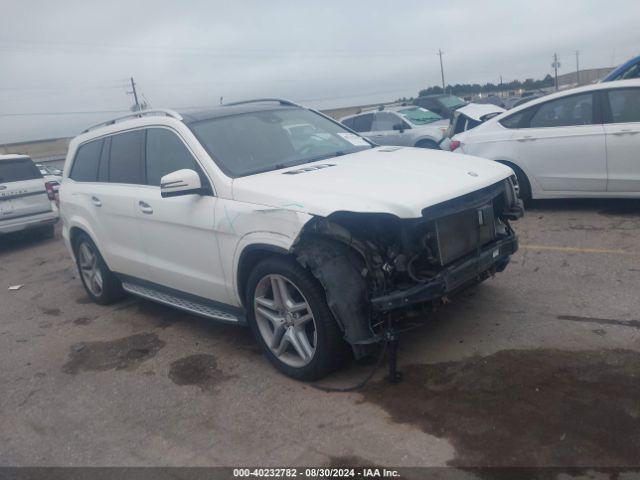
[45,181,57,201]
[450,140,461,151]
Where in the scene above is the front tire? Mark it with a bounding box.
[245,256,348,381]
[73,233,125,305]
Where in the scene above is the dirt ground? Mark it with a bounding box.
[1,199,639,474]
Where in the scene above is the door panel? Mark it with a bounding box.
[603,88,640,192]
[134,188,225,301]
[515,92,607,192]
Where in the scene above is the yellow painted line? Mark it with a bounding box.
[520,244,636,255]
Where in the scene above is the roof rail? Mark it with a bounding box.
[223,98,302,108]
[81,109,184,133]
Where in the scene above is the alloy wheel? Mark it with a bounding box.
[253,274,317,368]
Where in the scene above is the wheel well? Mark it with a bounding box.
[415,138,438,148]
[497,160,530,186]
[236,245,289,307]
[69,226,89,253]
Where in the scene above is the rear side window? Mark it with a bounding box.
[341,117,356,130]
[70,140,103,182]
[529,93,594,128]
[0,158,42,183]
[109,130,144,184]
[145,129,199,186]
[606,88,640,123]
[351,113,374,132]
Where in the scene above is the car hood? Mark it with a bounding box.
[231,147,514,218]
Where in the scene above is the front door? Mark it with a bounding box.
[369,112,411,146]
[514,92,607,192]
[603,87,640,192]
[134,127,227,303]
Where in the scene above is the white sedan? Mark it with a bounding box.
[450,79,640,200]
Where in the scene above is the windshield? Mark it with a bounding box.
[398,107,443,125]
[190,108,374,177]
[439,95,467,109]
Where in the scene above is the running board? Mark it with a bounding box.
[122,281,242,324]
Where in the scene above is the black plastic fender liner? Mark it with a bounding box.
[294,237,379,357]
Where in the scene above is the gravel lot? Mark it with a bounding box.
[1,199,639,469]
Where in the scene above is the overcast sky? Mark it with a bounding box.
[1,0,639,143]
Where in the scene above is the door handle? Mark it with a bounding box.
[516,136,535,142]
[138,201,153,214]
[91,196,102,207]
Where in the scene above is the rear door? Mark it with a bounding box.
[602,87,640,192]
[514,92,607,192]
[0,158,51,222]
[68,132,147,277]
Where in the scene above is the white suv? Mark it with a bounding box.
[0,154,59,238]
[60,99,523,380]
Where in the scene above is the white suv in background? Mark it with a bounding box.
[0,154,59,238]
[60,99,523,380]
[450,79,640,201]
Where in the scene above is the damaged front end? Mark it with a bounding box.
[293,178,523,358]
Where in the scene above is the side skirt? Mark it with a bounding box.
[116,274,247,326]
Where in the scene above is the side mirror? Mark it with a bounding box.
[392,123,405,132]
[160,169,204,198]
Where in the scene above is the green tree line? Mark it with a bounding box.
[415,74,554,98]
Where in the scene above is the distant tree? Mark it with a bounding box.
[417,74,554,98]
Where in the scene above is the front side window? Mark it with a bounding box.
[109,130,144,184]
[70,139,103,182]
[372,112,406,131]
[606,88,640,123]
[398,107,443,125]
[145,128,199,186]
[528,93,594,128]
[190,108,373,178]
[0,158,42,183]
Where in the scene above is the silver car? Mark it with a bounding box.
[340,105,448,149]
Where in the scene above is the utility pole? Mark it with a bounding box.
[574,50,580,85]
[551,53,561,91]
[128,77,140,111]
[500,75,503,98]
[437,49,445,91]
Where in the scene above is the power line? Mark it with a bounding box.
[0,110,129,117]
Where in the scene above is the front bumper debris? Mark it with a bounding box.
[371,234,518,311]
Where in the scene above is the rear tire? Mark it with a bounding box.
[245,256,349,381]
[73,233,125,305]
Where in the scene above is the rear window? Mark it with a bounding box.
[70,139,103,182]
[439,95,466,109]
[0,158,43,183]
[499,112,525,129]
[398,107,443,125]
